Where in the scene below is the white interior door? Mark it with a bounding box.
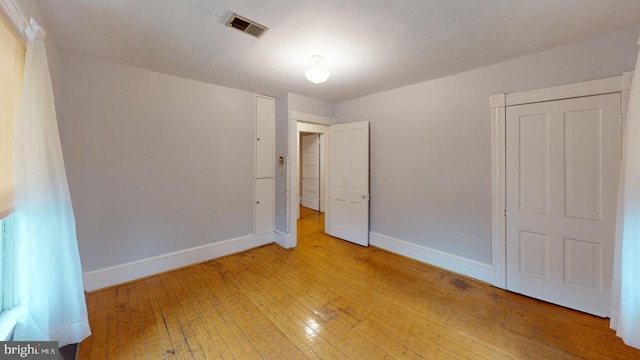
[329,121,369,246]
[255,96,275,178]
[506,93,621,317]
[255,178,274,235]
[301,134,320,211]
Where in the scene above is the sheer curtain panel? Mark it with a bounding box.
[12,19,90,346]
[611,39,640,349]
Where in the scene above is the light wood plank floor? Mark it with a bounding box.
[79,207,640,359]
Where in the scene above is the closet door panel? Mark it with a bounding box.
[256,96,275,178]
[255,178,274,234]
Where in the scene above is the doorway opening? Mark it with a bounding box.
[287,111,333,249]
[287,111,370,248]
[296,122,329,245]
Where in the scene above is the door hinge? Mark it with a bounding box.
[504,210,507,217]
[620,113,624,125]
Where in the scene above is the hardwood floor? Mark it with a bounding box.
[79,207,640,359]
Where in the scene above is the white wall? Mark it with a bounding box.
[335,28,639,265]
[288,93,335,118]
[55,25,640,284]
[58,52,256,272]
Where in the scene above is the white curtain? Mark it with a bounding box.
[611,39,640,349]
[12,19,91,347]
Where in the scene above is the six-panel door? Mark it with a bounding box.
[506,93,621,317]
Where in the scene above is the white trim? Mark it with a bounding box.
[298,122,329,133]
[83,232,274,292]
[370,232,495,284]
[287,114,298,247]
[622,71,634,91]
[489,93,506,109]
[505,76,624,107]
[489,73,632,288]
[622,72,633,159]
[274,230,291,249]
[490,95,506,289]
[622,73,634,124]
[319,133,325,213]
[291,111,335,125]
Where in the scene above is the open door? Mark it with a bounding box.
[328,121,369,246]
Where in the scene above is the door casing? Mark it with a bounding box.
[490,72,634,289]
[284,111,334,248]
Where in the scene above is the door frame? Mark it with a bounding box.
[286,111,335,248]
[489,72,633,289]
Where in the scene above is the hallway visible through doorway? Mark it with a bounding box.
[298,206,324,243]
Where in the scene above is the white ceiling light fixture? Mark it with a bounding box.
[305,55,331,84]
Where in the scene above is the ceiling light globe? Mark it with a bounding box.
[305,66,331,84]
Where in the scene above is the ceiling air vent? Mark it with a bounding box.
[226,13,268,38]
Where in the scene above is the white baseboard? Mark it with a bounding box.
[274,230,293,249]
[83,232,274,292]
[370,232,495,285]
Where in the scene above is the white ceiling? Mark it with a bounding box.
[34,0,640,102]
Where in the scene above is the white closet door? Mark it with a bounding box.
[256,96,275,178]
[255,178,274,234]
[506,93,620,317]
